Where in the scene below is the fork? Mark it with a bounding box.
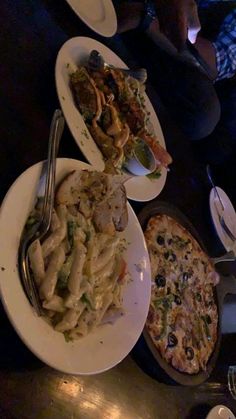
[88,49,147,84]
[207,164,236,242]
[213,202,236,242]
[18,109,65,315]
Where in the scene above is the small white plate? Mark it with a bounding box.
[206,405,235,419]
[65,0,117,37]
[0,158,151,375]
[209,187,236,252]
[55,36,168,202]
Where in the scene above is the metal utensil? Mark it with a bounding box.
[18,109,65,315]
[207,164,236,242]
[137,200,236,386]
[207,164,224,211]
[88,49,147,84]
[213,202,236,242]
[220,216,236,242]
[212,250,236,265]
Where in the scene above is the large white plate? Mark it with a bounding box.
[65,0,117,37]
[0,158,151,375]
[209,186,236,252]
[55,36,168,202]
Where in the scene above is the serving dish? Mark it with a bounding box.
[137,201,236,385]
[55,36,168,202]
[65,0,117,37]
[0,158,151,375]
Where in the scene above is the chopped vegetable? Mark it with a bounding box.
[67,220,77,248]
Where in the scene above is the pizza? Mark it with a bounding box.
[144,214,219,374]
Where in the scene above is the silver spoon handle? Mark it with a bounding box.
[41,109,64,234]
[206,164,224,211]
[212,250,236,265]
[220,216,236,242]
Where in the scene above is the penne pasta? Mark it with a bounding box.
[68,242,87,296]
[92,237,119,274]
[55,306,85,333]
[42,205,67,258]
[39,245,65,301]
[28,239,45,286]
[26,170,129,341]
[43,295,65,313]
[50,209,61,232]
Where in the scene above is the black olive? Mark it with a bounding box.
[157,235,165,245]
[163,298,170,309]
[168,333,178,348]
[164,251,169,260]
[185,347,194,360]
[174,295,182,305]
[155,274,166,287]
[182,272,189,282]
[170,253,176,262]
[206,314,212,324]
[167,287,171,295]
[196,292,202,302]
[168,238,173,245]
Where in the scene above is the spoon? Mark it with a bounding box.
[88,50,147,84]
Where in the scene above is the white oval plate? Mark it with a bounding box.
[55,36,168,202]
[206,405,235,419]
[209,187,236,252]
[0,158,151,375]
[65,0,117,37]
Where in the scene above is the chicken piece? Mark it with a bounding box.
[88,122,122,166]
[110,69,146,133]
[93,181,128,233]
[121,97,146,134]
[56,170,128,233]
[105,104,122,136]
[70,67,98,121]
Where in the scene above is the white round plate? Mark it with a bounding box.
[65,0,117,37]
[55,36,168,202]
[209,187,236,252]
[206,405,235,419]
[0,158,151,375]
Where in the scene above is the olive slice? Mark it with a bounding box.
[157,235,165,245]
[174,295,182,305]
[155,274,166,287]
[185,347,194,360]
[168,332,178,347]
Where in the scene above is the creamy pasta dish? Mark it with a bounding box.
[27,170,129,340]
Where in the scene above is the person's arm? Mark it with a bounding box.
[194,36,218,79]
[116,0,200,48]
[153,0,200,50]
[116,0,218,77]
[116,2,144,33]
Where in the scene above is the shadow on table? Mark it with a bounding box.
[186,404,212,419]
[132,332,236,387]
[131,334,178,386]
[0,302,43,372]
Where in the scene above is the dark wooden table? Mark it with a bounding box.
[1,1,236,418]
